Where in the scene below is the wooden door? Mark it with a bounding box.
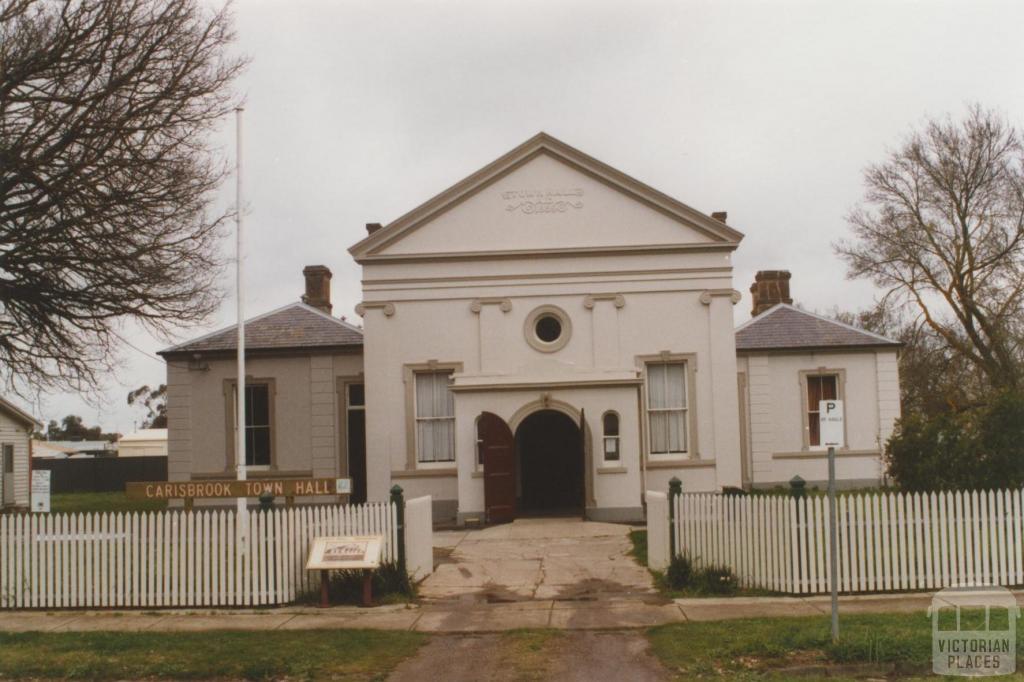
[479,412,515,524]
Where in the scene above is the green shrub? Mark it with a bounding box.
[693,564,738,595]
[885,391,1024,491]
[974,391,1024,486]
[665,553,694,589]
[326,561,414,605]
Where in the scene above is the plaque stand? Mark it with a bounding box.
[362,570,373,607]
[319,570,330,608]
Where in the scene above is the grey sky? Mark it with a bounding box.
[31,0,1024,432]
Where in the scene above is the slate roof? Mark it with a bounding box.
[159,303,363,356]
[735,304,900,352]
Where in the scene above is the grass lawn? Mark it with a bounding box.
[0,629,425,680]
[647,611,1023,680]
[49,491,167,513]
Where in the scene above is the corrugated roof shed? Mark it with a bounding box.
[735,304,900,352]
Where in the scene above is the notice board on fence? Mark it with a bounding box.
[305,535,383,571]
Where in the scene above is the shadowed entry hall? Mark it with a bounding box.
[515,410,584,515]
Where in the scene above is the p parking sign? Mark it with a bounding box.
[819,400,845,448]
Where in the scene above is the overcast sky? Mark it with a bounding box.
[28,0,1024,433]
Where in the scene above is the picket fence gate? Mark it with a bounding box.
[0,502,398,609]
[660,488,1024,594]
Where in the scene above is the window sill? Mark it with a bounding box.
[392,468,458,478]
[597,466,627,475]
[772,450,880,460]
[645,458,715,470]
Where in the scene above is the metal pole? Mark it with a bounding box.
[828,444,839,642]
[235,107,248,530]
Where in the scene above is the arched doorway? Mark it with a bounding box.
[515,410,584,515]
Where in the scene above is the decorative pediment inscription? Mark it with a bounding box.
[503,188,584,215]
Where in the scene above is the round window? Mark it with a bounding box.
[524,305,571,352]
[535,315,562,343]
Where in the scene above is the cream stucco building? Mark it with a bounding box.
[162,133,901,523]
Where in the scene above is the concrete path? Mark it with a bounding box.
[422,518,656,603]
[0,592,944,633]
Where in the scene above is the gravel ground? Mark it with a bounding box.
[386,630,670,681]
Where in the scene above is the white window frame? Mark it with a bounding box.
[601,411,621,463]
[413,370,456,466]
[225,378,276,472]
[638,353,699,460]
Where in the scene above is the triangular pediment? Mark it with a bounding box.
[350,133,743,262]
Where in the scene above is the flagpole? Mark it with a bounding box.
[235,106,247,520]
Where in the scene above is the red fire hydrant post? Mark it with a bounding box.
[362,569,373,607]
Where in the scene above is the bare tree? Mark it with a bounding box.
[0,0,246,395]
[837,106,1024,391]
[830,301,985,415]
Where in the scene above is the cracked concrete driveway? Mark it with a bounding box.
[419,518,658,603]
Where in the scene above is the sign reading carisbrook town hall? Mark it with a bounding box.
[125,478,351,500]
[931,587,1020,677]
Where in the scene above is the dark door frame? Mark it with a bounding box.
[509,400,595,515]
[336,376,367,503]
[514,408,587,516]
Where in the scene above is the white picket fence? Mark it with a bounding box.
[0,502,406,609]
[649,488,1024,594]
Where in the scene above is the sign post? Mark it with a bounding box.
[820,399,845,643]
[31,469,51,513]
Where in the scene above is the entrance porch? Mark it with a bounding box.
[453,385,646,526]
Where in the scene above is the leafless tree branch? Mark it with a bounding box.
[0,0,248,396]
[836,105,1024,391]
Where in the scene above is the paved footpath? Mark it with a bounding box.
[0,592,950,633]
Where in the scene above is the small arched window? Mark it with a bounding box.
[602,412,620,462]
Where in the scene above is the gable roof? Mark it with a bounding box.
[0,396,43,429]
[349,132,744,262]
[735,304,901,352]
[159,303,363,357]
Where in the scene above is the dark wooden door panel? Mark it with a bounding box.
[480,411,515,524]
[348,410,367,504]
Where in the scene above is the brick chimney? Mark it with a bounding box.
[302,265,333,314]
[750,270,793,317]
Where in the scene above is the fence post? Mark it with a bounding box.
[668,477,682,559]
[390,485,406,573]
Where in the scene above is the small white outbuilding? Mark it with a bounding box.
[116,429,168,458]
[0,396,43,509]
